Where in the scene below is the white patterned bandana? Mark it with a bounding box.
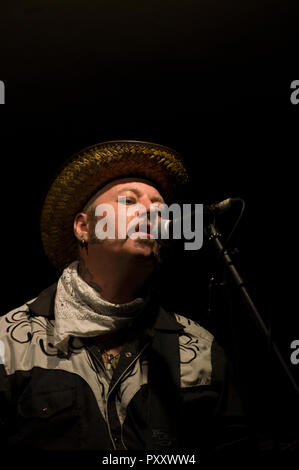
[53,261,150,354]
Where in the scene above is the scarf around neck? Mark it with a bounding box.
[53,261,150,354]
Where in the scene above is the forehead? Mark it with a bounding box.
[103,177,162,195]
[85,177,164,208]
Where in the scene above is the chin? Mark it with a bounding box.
[126,237,157,256]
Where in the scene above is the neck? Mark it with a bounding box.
[78,253,154,304]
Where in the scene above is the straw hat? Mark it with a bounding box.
[40,140,189,270]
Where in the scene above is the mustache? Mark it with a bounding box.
[134,237,164,264]
[133,236,156,246]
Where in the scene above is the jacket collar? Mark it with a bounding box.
[27,283,57,320]
[27,283,183,332]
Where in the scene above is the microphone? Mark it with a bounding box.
[155,197,242,249]
[204,197,239,215]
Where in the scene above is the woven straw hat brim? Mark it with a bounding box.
[40,140,189,270]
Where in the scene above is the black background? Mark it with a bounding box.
[1,0,299,455]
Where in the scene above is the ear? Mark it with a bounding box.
[73,212,89,243]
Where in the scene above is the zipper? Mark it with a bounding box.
[106,400,117,450]
[106,340,151,450]
[85,347,117,450]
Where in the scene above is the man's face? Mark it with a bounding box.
[85,177,165,263]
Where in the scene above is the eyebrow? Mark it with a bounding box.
[117,187,164,204]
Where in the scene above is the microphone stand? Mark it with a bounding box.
[205,221,299,453]
[205,221,299,396]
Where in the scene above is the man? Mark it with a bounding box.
[0,140,250,456]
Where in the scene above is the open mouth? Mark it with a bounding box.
[134,223,154,239]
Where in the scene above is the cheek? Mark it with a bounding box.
[94,205,145,240]
[116,210,143,237]
[92,205,124,239]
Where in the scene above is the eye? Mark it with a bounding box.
[125,197,136,204]
[118,196,136,204]
[151,202,162,209]
[150,203,163,213]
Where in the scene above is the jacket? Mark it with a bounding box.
[0,283,250,455]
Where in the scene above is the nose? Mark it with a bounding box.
[131,197,161,230]
[143,196,154,213]
[131,196,156,218]
[140,200,161,222]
